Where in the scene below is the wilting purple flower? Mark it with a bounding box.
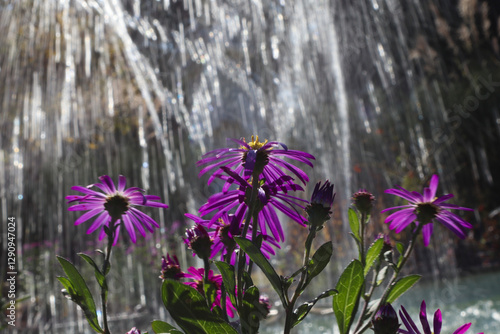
[185,213,280,264]
[306,180,335,228]
[160,253,183,281]
[66,175,168,245]
[126,327,141,334]
[381,175,473,246]
[399,300,483,334]
[183,267,236,318]
[199,167,308,242]
[373,303,400,334]
[197,135,315,188]
[184,224,213,259]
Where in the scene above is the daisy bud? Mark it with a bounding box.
[184,224,213,259]
[160,254,183,281]
[306,181,335,229]
[352,189,375,216]
[372,303,400,334]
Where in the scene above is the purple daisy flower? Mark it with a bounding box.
[399,300,483,334]
[199,167,308,242]
[197,135,315,188]
[66,175,168,245]
[381,175,473,246]
[185,213,280,264]
[183,266,237,318]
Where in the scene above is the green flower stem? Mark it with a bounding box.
[283,226,317,334]
[359,212,367,267]
[354,224,423,334]
[352,258,382,333]
[101,219,119,334]
[237,176,260,310]
[203,256,210,285]
[246,210,260,276]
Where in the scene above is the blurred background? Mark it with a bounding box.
[1,0,499,332]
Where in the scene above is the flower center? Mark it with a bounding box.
[245,135,268,150]
[415,202,440,224]
[104,194,129,220]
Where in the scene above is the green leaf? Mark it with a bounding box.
[151,320,185,333]
[332,259,364,334]
[234,237,286,306]
[348,208,360,241]
[364,238,384,276]
[56,256,103,333]
[292,289,337,328]
[305,241,333,286]
[78,253,107,291]
[215,262,237,306]
[386,275,421,303]
[240,286,262,334]
[161,280,238,334]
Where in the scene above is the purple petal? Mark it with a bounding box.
[68,203,103,211]
[433,309,442,334]
[70,186,107,197]
[435,216,467,239]
[421,223,434,247]
[381,205,413,213]
[122,215,137,243]
[385,188,421,203]
[426,175,439,202]
[389,212,417,233]
[439,211,473,229]
[99,175,116,193]
[400,306,421,334]
[438,203,474,211]
[419,300,432,334]
[118,175,127,192]
[433,194,454,204]
[86,212,110,234]
[384,208,415,224]
[74,208,104,225]
[452,323,471,334]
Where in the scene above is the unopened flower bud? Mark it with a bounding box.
[184,224,213,259]
[306,181,335,229]
[352,189,375,216]
[372,303,400,334]
[160,253,183,280]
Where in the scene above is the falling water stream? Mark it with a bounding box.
[1,0,499,332]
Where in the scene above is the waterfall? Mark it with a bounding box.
[1,0,499,332]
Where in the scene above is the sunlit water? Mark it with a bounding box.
[261,271,500,334]
[1,0,499,332]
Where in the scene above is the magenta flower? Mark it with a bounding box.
[183,266,236,318]
[185,213,280,264]
[199,168,308,242]
[66,175,168,244]
[197,135,315,187]
[372,303,400,334]
[381,175,473,246]
[306,180,335,228]
[399,300,483,334]
[126,327,141,334]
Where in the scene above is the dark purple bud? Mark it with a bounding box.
[372,303,400,334]
[306,181,335,228]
